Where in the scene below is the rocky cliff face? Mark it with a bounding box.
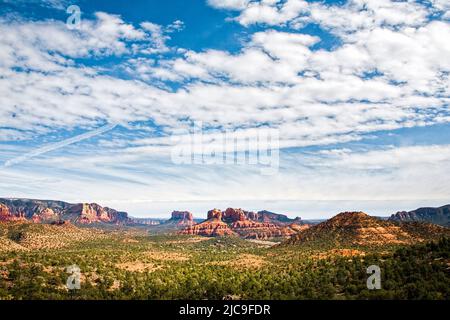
[389,205,450,227]
[180,208,305,239]
[31,208,58,223]
[0,198,130,225]
[284,211,450,247]
[67,203,129,224]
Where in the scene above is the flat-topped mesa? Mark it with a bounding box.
[171,211,193,221]
[167,211,194,227]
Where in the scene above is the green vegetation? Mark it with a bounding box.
[0,223,449,300]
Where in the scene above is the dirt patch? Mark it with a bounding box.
[0,238,27,252]
[122,238,139,243]
[209,254,269,270]
[165,237,210,244]
[246,239,279,247]
[144,250,189,262]
[109,279,121,291]
[356,226,412,245]
[315,249,366,260]
[115,261,161,272]
[9,224,107,250]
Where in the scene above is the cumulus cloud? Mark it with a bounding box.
[216,0,431,31]
[235,0,309,27]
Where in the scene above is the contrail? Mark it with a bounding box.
[3,122,119,168]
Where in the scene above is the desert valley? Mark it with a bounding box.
[0,198,449,300]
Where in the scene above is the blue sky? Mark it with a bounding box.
[0,0,450,218]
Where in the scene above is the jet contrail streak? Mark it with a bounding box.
[3,122,119,168]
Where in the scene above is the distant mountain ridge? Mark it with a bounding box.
[0,198,130,225]
[284,211,450,247]
[389,205,450,227]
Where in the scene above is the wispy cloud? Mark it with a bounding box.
[3,122,119,167]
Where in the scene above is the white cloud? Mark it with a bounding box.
[308,0,430,35]
[236,0,309,26]
[219,0,431,31]
[207,0,251,10]
[0,13,180,73]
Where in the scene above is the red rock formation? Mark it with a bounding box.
[223,208,247,222]
[69,203,104,223]
[207,208,223,220]
[179,219,235,237]
[231,220,301,239]
[180,208,305,239]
